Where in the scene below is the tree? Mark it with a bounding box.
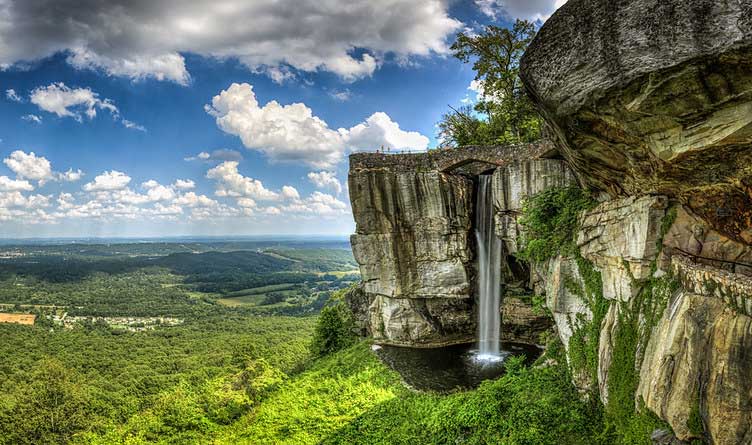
[310,301,356,356]
[439,20,542,146]
[3,359,90,445]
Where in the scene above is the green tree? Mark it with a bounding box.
[439,20,541,146]
[310,302,357,356]
[3,359,90,445]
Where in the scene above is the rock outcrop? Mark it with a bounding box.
[348,145,570,347]
[577,195,668,301]
[521,0,752,245]
[492,158,577,255]
[349,168,475,346]
[638,291,752,445]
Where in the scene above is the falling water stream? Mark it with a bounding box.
[475,175,502,360]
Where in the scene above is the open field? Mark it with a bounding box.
[0,313,35,325]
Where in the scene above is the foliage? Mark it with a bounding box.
[564,255,609,390]
[310,298,357,356]
[518,187,596,263]
[222,342,603,445]
[0,359,90,445]
[439,20,542,146]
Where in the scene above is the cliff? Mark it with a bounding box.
[347,0,752,443]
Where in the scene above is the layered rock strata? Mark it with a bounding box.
[521,0,752,245]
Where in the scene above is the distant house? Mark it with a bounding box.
[0,313,36,325]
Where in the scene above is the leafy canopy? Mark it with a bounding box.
[439,20,542,146]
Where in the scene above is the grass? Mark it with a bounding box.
[217,342,604,445]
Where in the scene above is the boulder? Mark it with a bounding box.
[521,0,752,245]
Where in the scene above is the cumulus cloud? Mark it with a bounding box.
[206,83,430,169]
[280,191,349,217]
[173,179,195,190]
[57,168,84,182]
[173,192,218,208]
[474,0,568,21]
[0,176,33,192]
[83,170,131,192]
[3,150,53,184]
[28,82,144,130]
[345,112,430,152]
[206,83,346,169]
[0,0,460,83]
[6,89,21,102]
[206,161,279,201]
[281,185,300,200]
[307,171,342,194]
[30,83,118,121]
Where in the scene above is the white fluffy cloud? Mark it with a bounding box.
[173,179,195,190]
[475,0,568,21]
[345,112,430,152]
[28,82,145,130]
[0,176,33,192]
[207,83,430,169]
[0,0,460,83]
[280,192,349,217]
[206,83,346,169]
[83,170,131,192]
[57,169,84,182]
[307,171,342,195]
[3,150,53,184]
[206,161,280,201]
[30,83,118,121]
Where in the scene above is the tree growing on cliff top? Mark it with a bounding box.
[438,20,542,146]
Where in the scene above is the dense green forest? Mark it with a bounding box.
[0,241,659,444]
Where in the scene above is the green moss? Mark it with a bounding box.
[687,396,705,441]
[518,187,596,263]
[564,255,609,391]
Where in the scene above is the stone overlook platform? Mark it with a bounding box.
[349,140,558,174]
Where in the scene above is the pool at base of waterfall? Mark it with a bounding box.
[372,342,542,392]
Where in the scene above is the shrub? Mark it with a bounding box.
[310,301,357,356]
[518,186,596,263]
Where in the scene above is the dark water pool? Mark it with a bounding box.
[373,342,542,392]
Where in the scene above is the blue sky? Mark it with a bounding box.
[0,0,564,238]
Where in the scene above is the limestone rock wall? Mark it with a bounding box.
[492,158,577,255]
[348,168,476,346]
[521,0,752,246]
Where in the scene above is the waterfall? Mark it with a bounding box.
[475,175,502,358]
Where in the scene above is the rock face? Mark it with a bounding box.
[521,0,752,245]
[638,291,752,445]
[348,146,570,347]
[577,195,668,301]
[492,159,577,255]
[545,255,590,352]
[349,168,475,346]
[500,296,554,346]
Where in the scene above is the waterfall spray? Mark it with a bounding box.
[475,175,502,359]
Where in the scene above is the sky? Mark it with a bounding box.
[0,0,567,238]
